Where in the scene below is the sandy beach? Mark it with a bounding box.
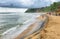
[40,15,60,39]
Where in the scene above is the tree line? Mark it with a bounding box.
[26,2,60,13]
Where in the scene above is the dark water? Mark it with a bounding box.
[0,12,20,34]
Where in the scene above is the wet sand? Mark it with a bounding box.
[15,15,46,39]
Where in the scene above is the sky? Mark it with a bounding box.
[0,0,60,8]
[0,0,60,12]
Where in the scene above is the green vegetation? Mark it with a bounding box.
[26,8,39,13]
[50,2,60,12]
[26,2,60,13]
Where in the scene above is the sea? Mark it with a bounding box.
[0,12,42,35]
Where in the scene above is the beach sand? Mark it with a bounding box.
[40,15,60,39]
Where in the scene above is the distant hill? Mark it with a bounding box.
[26,2,60,13]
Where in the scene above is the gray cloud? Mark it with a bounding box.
[0,0,59,8]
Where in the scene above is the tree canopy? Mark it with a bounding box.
[26,2,60,13]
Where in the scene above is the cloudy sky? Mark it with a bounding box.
[0,0,60,8]
[0,0,60,12]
